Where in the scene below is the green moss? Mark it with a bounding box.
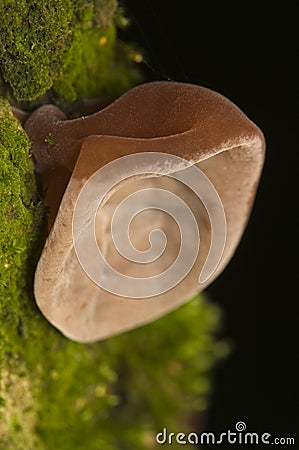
[0,97,45,447]
[0,98,43,295]
[44,132,55,147]
[0,359,43,450]
[0,0,140,105]
[0,0,88,101]
[53,22,140,102]
[93,0,118,28]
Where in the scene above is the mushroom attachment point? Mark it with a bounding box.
[24,82,265,343]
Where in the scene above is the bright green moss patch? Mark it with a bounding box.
[0,0,90,101]
[0,0,140,104]
[53,22,139,102]
[0,98,42,297]
[0,97,44,446]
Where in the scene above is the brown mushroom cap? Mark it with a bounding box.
[25,81,265,343]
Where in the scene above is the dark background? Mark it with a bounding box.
[121,0,298,442]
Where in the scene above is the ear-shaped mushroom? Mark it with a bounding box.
[25,82,265,343]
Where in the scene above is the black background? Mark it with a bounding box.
[121,0,298,442]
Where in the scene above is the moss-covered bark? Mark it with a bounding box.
[0,0,139,106]
[0,1,227,448]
